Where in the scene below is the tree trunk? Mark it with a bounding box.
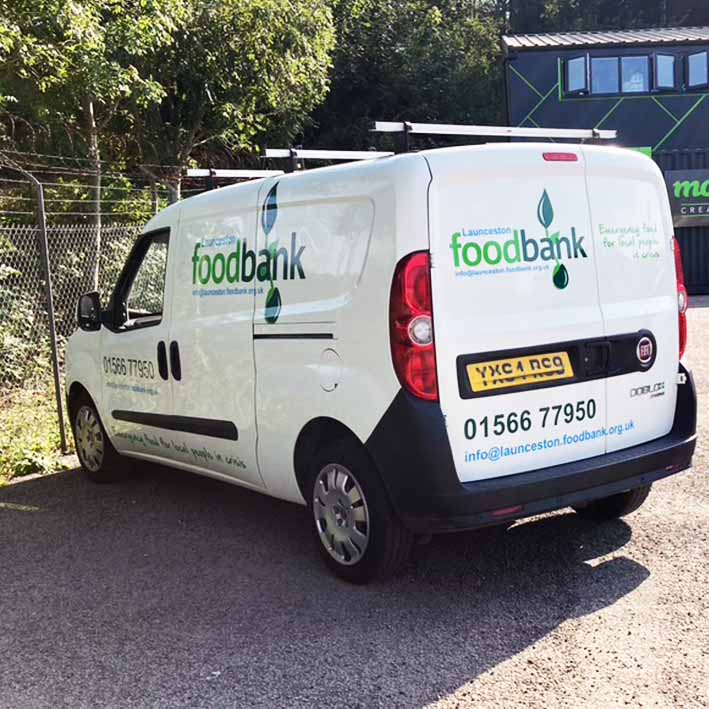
[166,177,181,204]
[151,178,159,215]
[84,97,102,292]
[140,166,179,209]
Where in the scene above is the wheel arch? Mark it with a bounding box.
[67,381,98,422]
[293,417,369,503]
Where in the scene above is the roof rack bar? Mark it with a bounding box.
[372,121,617,140]
[264,148,394,161]
[185,169,284,178]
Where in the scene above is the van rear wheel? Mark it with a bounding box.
[72,396,128,483]
[309,440,413,583]
[573,485,651,521]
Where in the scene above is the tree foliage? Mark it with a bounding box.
[1,0,708,163]
[0,0,182,154]
[507,0,709,34]
[130,0,335,168]
[308,0,503,148]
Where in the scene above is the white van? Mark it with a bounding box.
[66,143,696,582]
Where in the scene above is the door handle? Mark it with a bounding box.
[157,341,169,381]
[582,341,611,377]
[169,340,182,381]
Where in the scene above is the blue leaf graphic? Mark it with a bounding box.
[262,183,278,235]
[537,189,554,229]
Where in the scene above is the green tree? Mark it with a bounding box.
[0,0,183,285]
[307,0,503,150]
[507,0,709,33]
[130,0,335,197]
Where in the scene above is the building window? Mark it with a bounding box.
[591,57,619,94]
[561,50,709,98]
[654,54,676,90]
[621,56,649,93]
[687,51,708,89]
[565,55,588,94]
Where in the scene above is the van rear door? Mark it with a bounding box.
[582,147,678,453]
[425,144,608,482]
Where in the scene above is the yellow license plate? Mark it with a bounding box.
[467,351,574,393]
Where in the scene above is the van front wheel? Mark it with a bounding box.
[309,440,413,583]
[573,485,651,521]
[72,397,128,483]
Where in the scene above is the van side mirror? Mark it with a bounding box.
[77,292,102,332]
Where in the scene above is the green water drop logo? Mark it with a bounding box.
[553,263,569,289]
[262,182,282,322]
[537,189,569,290]
[265,285,282,323]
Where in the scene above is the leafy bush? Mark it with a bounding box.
[0,384,73,482]
[0,231,53,388]
[0,223,139,390]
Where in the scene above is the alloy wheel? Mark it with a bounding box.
[313,463,370,566]
[75,405,105,473]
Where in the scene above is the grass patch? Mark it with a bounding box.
[0,385,73,483]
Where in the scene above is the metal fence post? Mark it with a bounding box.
[33,180,69,453]
[0,159,68,453]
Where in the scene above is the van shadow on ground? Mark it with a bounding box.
[0,466,648,708]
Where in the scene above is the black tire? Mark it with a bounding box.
[71,395,129,483]
[308,439,414,583]
[573,485,651,521]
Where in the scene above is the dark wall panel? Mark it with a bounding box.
[655,148,709,294]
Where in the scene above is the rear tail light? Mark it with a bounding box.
[389,251,439,401]
[673,237,688,358]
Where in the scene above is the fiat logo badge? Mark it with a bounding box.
[636,336,654,366]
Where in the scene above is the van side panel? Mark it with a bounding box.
[165,181,265,487]
[65,339,104,418]
[253,157,431,503]
[99,216,179,459]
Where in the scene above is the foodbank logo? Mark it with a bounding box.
[450,189,586,290]
[190,182,306,324]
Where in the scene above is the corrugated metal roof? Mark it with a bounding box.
[503,26,709,51]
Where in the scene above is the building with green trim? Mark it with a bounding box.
[503,26,709,152]
[503,26,709,293]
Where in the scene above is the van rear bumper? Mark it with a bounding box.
[365,364,697,535]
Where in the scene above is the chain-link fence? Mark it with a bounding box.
[0,222,140,391]
[0,153,254,456]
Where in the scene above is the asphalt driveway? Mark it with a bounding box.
[1,309,707,708]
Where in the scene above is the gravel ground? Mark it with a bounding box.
[0,309,707,708]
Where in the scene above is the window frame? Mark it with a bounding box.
[590,55,621,96]
[653,53,677,91]
[686,50,709,90]
[564,54,589,96]
[105,227,170,334]
[620,55,650,94]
